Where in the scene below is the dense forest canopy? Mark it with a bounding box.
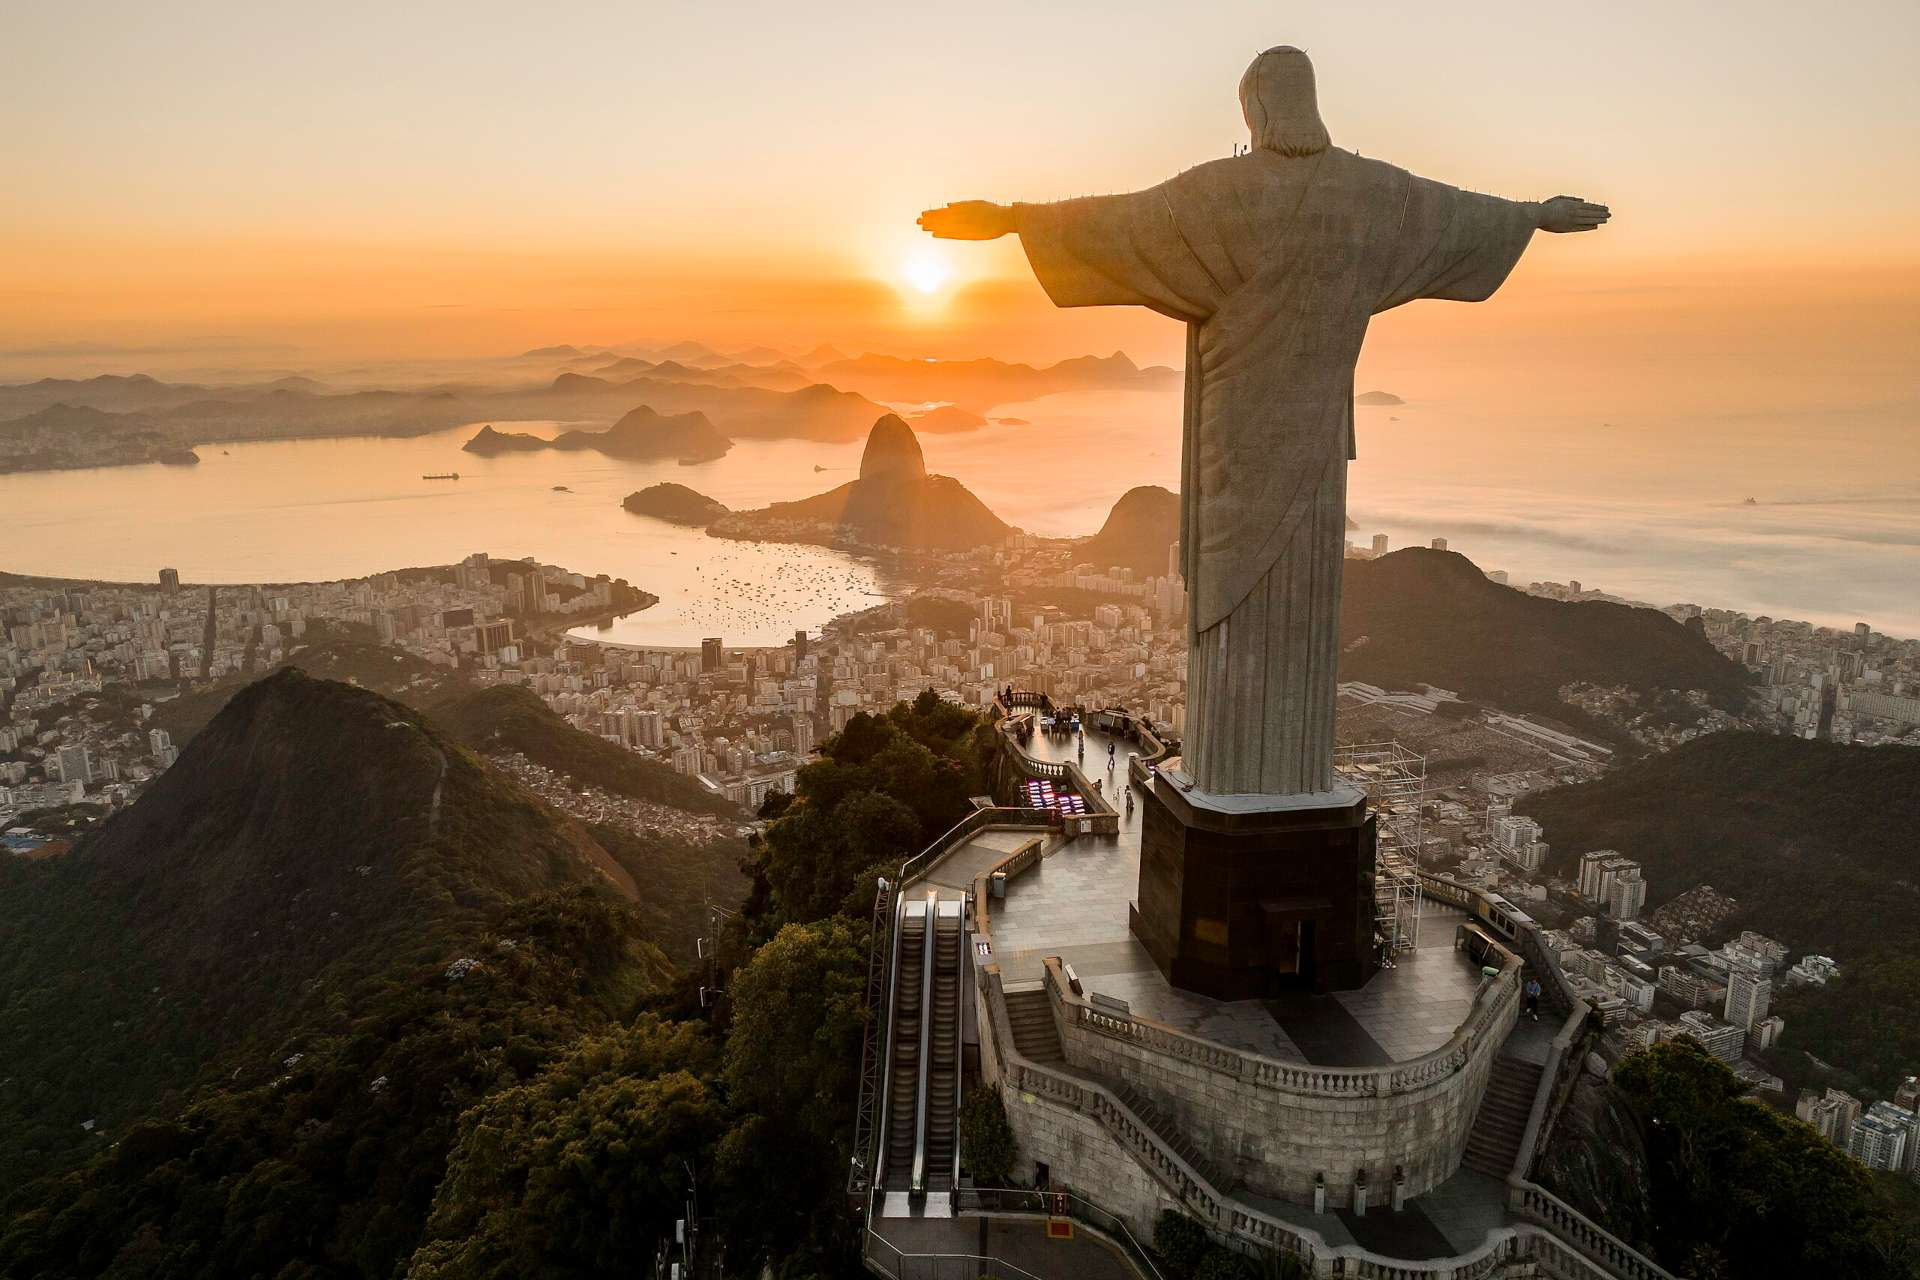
[1,676,987,1278]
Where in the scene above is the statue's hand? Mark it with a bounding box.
[917,201,1015,240]
[1538,195,1610,233]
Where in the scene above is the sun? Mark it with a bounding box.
[901,248,953,296]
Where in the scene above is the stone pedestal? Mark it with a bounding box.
[1130,764,1377,997]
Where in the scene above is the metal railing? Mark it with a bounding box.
[898,805,1060,885]
[849,876,897,1200]
[864,1229,1050,1280]
[961,1188,1168,1280]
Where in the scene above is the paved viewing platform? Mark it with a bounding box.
[995,722,1488,1068]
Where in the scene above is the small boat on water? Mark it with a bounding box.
[422,472,460,480]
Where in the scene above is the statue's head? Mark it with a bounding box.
[1240,46,1330,157]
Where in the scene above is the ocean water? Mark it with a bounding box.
[4,391,1917,640]
[925,389,1920,638]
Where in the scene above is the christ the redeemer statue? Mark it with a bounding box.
[923,47,1608,798]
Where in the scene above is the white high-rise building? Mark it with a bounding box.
[56,744,92,786]
[1724,965,1772,1032]
[1606,868,1647,921]
[1578,850,1643,913]
[1849,1105,1912,1173]
[1490,812,1549,876]
[1675,1010,1743,1063]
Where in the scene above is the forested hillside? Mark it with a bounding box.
[1340,549,1751,743]
[0,679,986,1278]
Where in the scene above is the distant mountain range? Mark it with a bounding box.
[521,373,885,442]
[710,414,1011,551]
[0,345,1202,474]
[464,406,731,463]
[813,350,1178,412]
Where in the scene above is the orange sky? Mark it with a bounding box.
[3,0,1918,398]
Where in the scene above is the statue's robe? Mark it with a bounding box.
[1017,147,1537,795]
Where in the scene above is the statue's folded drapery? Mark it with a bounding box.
[1018,148,1537,794]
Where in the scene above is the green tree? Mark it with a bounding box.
[1614,1039,1910,1278]
[959,1085,1018,1185]
[407,1017,721,1279]
[723,919,867,1149]
[1154,1211,1213,1280]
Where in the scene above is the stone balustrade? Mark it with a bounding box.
[1050,945,1520,1102]
[1509,1182,1674,1280]
[982,955,1672,1280]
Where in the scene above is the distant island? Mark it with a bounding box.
[710,414,1011,551]
[622,482,731,526]
[1355,390,1405,406]
[902,404,988,433]
[463,406,732,464]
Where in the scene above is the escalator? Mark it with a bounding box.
[920,898,965,1196]
[881,896,929,1191]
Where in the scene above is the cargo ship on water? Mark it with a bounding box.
[422,472,460,480]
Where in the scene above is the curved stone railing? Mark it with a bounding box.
[1050,943,1521,1101]
[1508,1181,1674,1280]
[979,956,1668,1280]
[996,690,1056,716]
[993,716,1122,835]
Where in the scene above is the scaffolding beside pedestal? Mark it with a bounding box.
[1335,741,1427,962]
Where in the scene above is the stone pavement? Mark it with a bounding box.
[995,722,1486,1067]
[870,1213,1139,1280]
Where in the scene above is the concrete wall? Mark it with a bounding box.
[1003,1084,1186,1236]
[1051,972,1518,1208]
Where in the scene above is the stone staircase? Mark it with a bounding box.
[1109,1080,1240,1195]
[1003,988,1064,1064]
[1462,1054,1545,1177]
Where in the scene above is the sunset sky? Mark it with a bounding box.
[5,0,1918,386]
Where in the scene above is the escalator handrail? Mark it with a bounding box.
[948,893,967,1197]
[910,889,938,1196]
[873,889,917,1188]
